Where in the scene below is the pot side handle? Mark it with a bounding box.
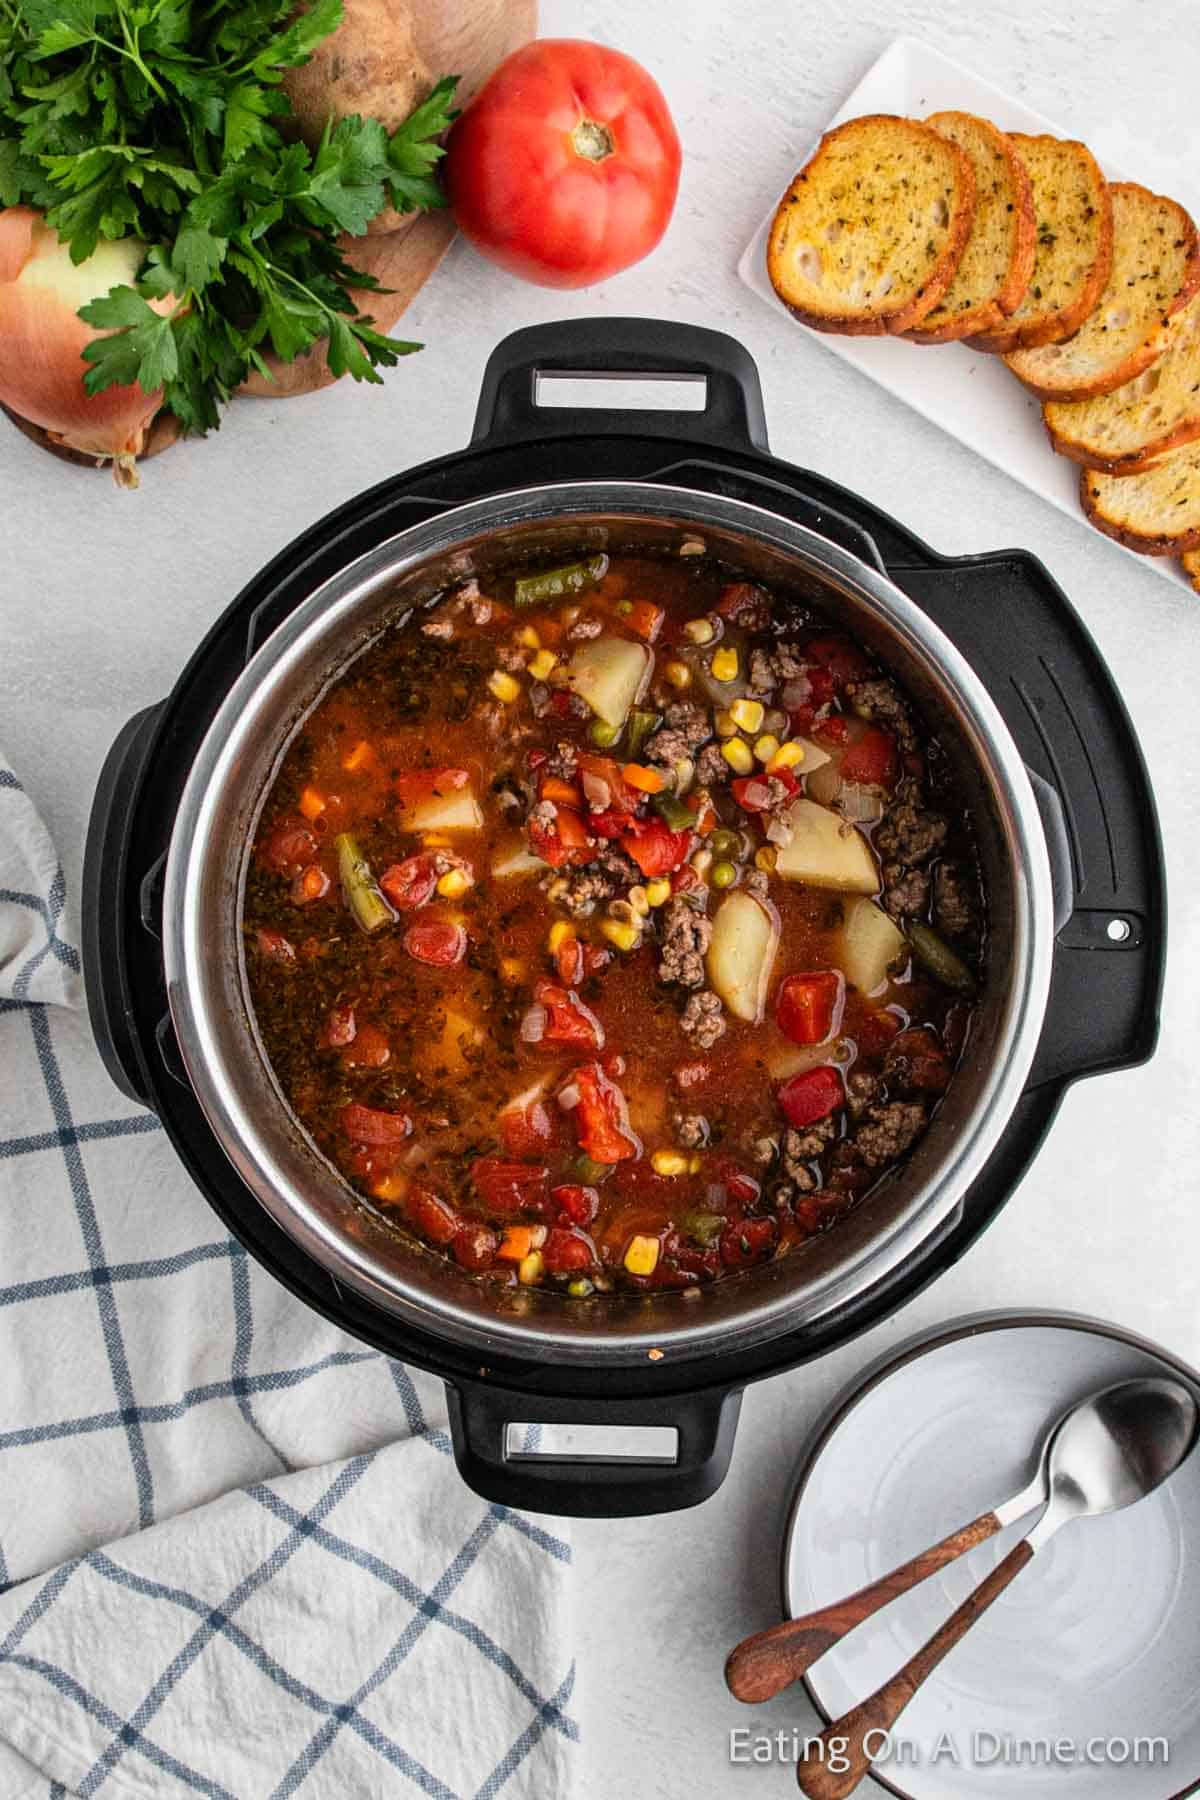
[445,1379,743,1517]
[470,318,769,454]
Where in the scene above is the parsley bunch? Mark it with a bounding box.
[0,0,457,431]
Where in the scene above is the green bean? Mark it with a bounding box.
[513,554,609,608]
[624,707,662,762]
[575,1153,612,1185]
[334,833,395,935]
[589,718,621,749]
[652,792,696,832]
[909,923,977,996]
[681,1211,725,1247]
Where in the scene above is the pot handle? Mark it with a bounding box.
[81,704,165,1106]
[445,1379,743,1517]
[470,318,769,453]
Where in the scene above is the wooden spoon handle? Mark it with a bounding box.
[795,1537,1036,1800]
[725,1508,1003,1703]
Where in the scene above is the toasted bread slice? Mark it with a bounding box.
[1006,184,1200,400]
[1183,549,1200,590]
[1081,442,1200,554]
[968,136,1112,354]
[1045,291,1200,472]
[767,115,976,336]
[906,112,1035,342]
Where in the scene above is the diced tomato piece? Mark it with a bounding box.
[621,818,692,877]
[472,1158,551,1217]
[719,1216,777,1268]
[839,725,897,788]
[552,1184,599,1227]
[548,689,579,720]
[339,1022,391,1068]
[380,852,440,910]
[885,1027,952,1094]
[793,1188,856,1237]
[571,1063,639,1164]
[805,634,873,686]
[453,1222,500,1270]
[542,1227,597,1273]
[528,805,594,868]
[671,865,702,896]
[291,864,331,905]
[707,1154,761,1208]
[534,979,605,1050]
[255,927,296,963]
[258,817,319,877]
[777,971,845,1046]
[555,935,584,986]
[715,581,769,621]
[624,599,665,642]
[394,767,469,807]
[777,1065,844,1129]
[341,1102,412,1145]
[500,1099,555,1158]
[324,1005,356,1048]
[404,1184,459,1246]
[731,768,799,813]
[586,808,629,840]
[403,920,467,966]
[577,753,641,814]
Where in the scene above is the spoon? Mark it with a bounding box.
[793,1376,1198,1800]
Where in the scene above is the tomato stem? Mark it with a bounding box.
[571,117,615,162]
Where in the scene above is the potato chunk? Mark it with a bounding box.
[707,890,780,1023]
[836,897,906,994]
[565,636,652,728]
[774,798,878,893]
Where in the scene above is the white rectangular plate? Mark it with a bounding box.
[738,37,1198,591]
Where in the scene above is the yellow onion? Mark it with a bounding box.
[0,207,172,486]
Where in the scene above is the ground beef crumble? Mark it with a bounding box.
[882,863,930,921]
[566,616,603,640]
[680,989,725,1048]
[875,795,948,867]
[781,1116,837,1181]
[672,1110,709,1150]
[853,1101,928,1168]
[694,742,731,786]
[933,861,974,939]
[846,676,917,750]
[658,896,712,989]
[645,701,713,767]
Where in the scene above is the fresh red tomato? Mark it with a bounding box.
[621,817,691,877]
[777,971,845,1046]
[444,39,681,289]
[380,853,440,910]
[403,919,467,966]
[777,1065,844,1130]
[341,1103,412,1146]
[472,1159,551,1216]
[570,1063,639,1163]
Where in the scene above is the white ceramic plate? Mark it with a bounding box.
[783,1312,1200,1799]
[737,38,1199,592]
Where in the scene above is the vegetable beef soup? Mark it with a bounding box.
[243,551,983,1298]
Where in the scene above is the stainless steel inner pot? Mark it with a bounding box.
[163,483,1055,1366]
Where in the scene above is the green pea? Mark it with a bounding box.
[567,1277,595,1298]
[709,828,742,860]
[710,860,738,889]
[589,718,621,748]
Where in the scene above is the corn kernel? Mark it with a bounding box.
[499,956,527,983]
[518,1251,545,1285]
[624,1234,661,1276]
[683,617,715,645]
[755,846,778,874]
[663,659,691,690]
[529,648,558,681]
[644,878,671,907]
[711,646,739,683]
[547,920,572,954]
[714,708,738,738]
[650,1149,688,1177]
[600,918,640,953]
[370,1172,408,1203]
[721,737,754,774]
[629,885,651,916]
[688,1154,704,1174]
[436,868,472,899]
[488,669,520,704]
[567,1277,595,1298]
[769,740,805,772]
[516,624,540,649]
[298,785,326,821]
[422,832,451,848]
[730,697,764,733]
[754,734,781,765]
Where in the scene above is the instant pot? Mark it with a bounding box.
[83,320,1164,1516]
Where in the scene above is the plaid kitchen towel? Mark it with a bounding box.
[0,750,576,1799]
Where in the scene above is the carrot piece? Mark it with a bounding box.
[621,763,665,795]
[625,599,665,643]
[540,775,584,808]
[342,740,376,774]
[497,1225,535,1262]
[299,786,326,820]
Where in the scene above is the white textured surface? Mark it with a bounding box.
[1,2,1198,1794]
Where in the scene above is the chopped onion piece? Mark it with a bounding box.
[557,1082,581,1111]
[519,1004,547,1043]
